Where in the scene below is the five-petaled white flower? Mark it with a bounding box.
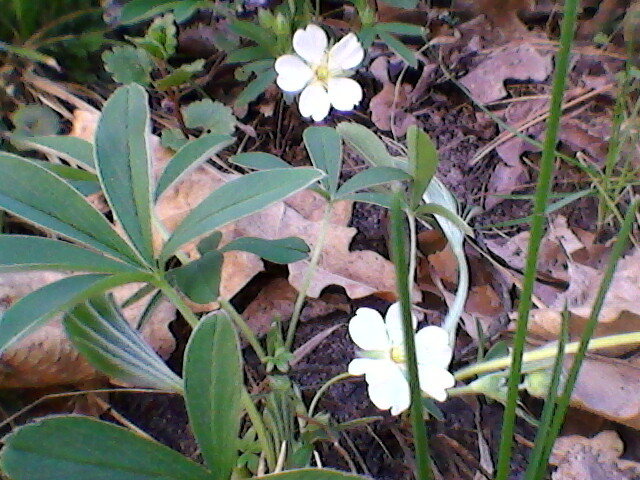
[274,24,364,122]
[347,303,455,415]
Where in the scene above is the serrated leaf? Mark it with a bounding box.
[11,104,60,137]
[156,133,234,198]
[64,295,183,392]
[303,126,342,196]
[182,99,236,135]
[0,235,141,274]
[168,250,223,303]
[160,128,188,150]
[95,84,155,266]
[185,312,243,478]
[161,167,324,259]
[0,416,212,480]
[0,272,152,354]
[221,236,310,264]
[141,13,177,59]
[103,46,154,85]
[155,59,204,90]
[0,152,141,264]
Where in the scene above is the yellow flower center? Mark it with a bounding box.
[391,346,406,363]
[315,64,330,84]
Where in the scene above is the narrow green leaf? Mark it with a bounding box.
[156,133,234,199]
[235,68,277,107]
[227,46,272,63]
[230,20,277,46]
[161,168,324,259]
[303,126,342,195]
[336,122,397,167]
[343,191,394,208]
[377,30,418,68]
[0,235,142,274]
[379,0,418,7]
[0,272,152,353]
[185,312,243,478]
[0,416,212,480]
[155,59,205,90]
[119,0,183,24]
[10,134,95,169]
[256,468,371,480]
[231,152,290,170]
[407,125,438,206]
[336,166,411,197]
[168,251,223,304]
[376,22,424,36]
[221,236,309,264]
[95,84,155,265]
[65,295,183,392]
[415,204,473,237]
[0,153,141,265]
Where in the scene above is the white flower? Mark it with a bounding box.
[274,24,364,122]
[347,303,455,415]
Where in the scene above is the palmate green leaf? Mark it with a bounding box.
[221,237,309,264]
[0,272,152,353]
[11,104,60,137]
[95,84,155,266]
[0,236,142,274]
[303,126,342,196]
[256,468,370,480]
[168,250,223,304]
[335,122,397,168]
[0,416,211,480]
[161,167,324,259]
[155,133,234,199]
[407,125,438,207]
[102,46,154,86]
[231,152,290,170]
[185,312,243,479]
[155,59,205,90]
[10,134,95,169]
[336,166,411,197]
[64,295,183,392]
[182,99,237,136]
[0,153,141,265]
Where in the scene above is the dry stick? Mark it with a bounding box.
[470,83,614,165]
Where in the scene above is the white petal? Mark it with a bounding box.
[298,83,331,122]
[274,55,313,92]
[348,308,390,351]
[384,302,417,347]
[415,326,453,368]
[328,33,364,72]
[365,362,410,415]
[417,365,455,402]
[293,24,328,65]
[326,77,363,112]
[348,358,380,376]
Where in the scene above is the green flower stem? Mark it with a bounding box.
[241,387,277,471]
[454,331,640,381]
[390,194,433,480]
[495,0,580,476]
[285,201,333,351]
[219,298,268,363]
[154,275,199,328]
[308,372,351,418]
[407,210,418,294]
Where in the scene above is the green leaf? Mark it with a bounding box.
[0,416,212,480]
[11,104,60,137]
[221,237,309,264]
[155,59,205,90]
[256,468,371,480]
[407,125,438,206]
[303,126,342,195]
[156,133,234,199]
[182,99,237,136]
[0,153,141,265]
[377,30,417,68]
[160,128,188,150]
[343,191,395,208]
[168,250,223,304]
[33,161,100,196]
[11,134,95,169]
[336,166,411,197]
[336,122,397,167]
[0,272,151,353]
[161,168,324,259]
[185,312,243,478]
[376,22,424,36]
[65,295,183,392]
[0,235,142,274]
[414,203,473,237]
[230,20,277,47]
[119,0,184,24]
[379,0,418,8]
[102,46,154,86]
[235,67,277,107]
[95,84,155,266]
[131,13,177,59]
[227,46,272,64]
[231,152,290,170]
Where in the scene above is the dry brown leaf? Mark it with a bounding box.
[460,43,552,104]
[550,431,640,479]
[0,272,176,388]
[242,278,297,340]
